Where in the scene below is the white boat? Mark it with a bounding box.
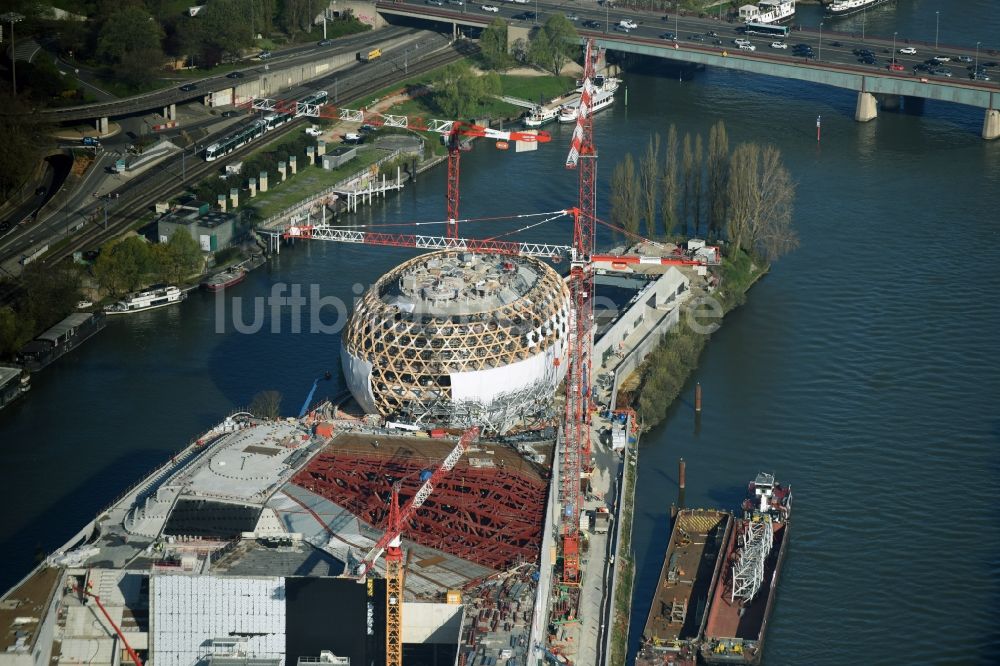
[739,0,795,24]
[557,90,615,124]
[575,75,621,95]
[825,0,891,18]
[105,285,185,314]
[523,106,559,128]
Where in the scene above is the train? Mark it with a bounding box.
[204,90,329,162]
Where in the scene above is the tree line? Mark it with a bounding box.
[610,120,799,262]
[94,231,203,296]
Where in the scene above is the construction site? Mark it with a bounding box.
[0,40,723,666]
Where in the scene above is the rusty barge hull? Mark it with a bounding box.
[636,509,733,666]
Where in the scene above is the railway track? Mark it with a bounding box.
[41,40,477,267]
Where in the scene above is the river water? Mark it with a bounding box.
[2,2,999,664]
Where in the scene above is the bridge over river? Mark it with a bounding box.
[379,0,1000,139]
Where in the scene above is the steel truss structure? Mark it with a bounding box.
[731,515,774,603]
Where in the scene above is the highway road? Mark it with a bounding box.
[32,26,425,123]
[388,0,999,84]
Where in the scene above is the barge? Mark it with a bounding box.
[636,509,733,666]
[700,473,792,665]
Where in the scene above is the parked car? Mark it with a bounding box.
[305,126,323,137]
[899,46,917,55]
[221,110,242,118]
[226,71,243,79]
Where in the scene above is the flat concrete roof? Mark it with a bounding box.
[37,313,93,342]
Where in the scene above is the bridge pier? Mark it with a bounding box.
[855,92,877,123]
[983,110,1000,140]
[163,103,176,121]
[95,116,109,135]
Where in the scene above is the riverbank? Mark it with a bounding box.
[621,249,769,430]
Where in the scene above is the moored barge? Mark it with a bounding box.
[636,508,734,666]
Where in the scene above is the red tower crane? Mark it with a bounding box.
[558,38,602,584]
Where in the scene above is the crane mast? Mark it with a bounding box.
[561,39,601,583]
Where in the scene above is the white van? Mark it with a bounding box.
[739,43,756,51]
[734,38,751,47]
[619,19,637,29]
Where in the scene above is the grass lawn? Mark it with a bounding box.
[498,74,576,103]
[248,150,386,219]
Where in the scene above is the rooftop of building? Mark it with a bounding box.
[378,252,552,316]
[0,566,61,654]
[36,312,95,342]
[0,365,21,388]
[160,205,235,229]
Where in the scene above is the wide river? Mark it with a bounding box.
[2,2,998,664]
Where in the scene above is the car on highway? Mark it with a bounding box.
[899,46,917,55]
[582,20,601,29]
[770,41,787,49]
[515,11,536,20]
[221,110,242,118]
[481,4,499,11]
[425,0,443,5]
[226,71,243,79]
[739,44,756,52]
[932,55,951,62]
[887,63,905,71]
[970,72,991,81]
[734,38,750,47]
[706,30,718,38]
[660,32,676,40]
[614,24,631,33]
[448,0,464,4]
[956,55,973,63]
[860,55,876,64]
[930,67,953,77]
[830,41,842,47]
[688,33,705,42]
[318,39,333,46]
[565,13,578,21]
[179,83,198,92]
[258,51,271,60]
[619,19,637,29]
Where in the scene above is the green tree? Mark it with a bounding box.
[660,124,678,237]
[681,133,693,235]
[693,133,703,236]
[279,0,315,36]
[480,19,511,70]
[0,93,43,201]
[96,6,164,65]
[527,28,552,72]
[199,0,254,61]
[639,134,660,238]
[611,153,640,236]
[154,230,203,283]
[434,62,493,118]
[541,15,578,75]
[707,120,730,238]
[20,264,82,333]
[0,306,35,358]
[94,236,154,296]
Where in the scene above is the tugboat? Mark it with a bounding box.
[700,473,792,664]
[104,284,185,314]
[201,266,247,292]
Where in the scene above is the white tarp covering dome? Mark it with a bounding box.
[342,251,570,433]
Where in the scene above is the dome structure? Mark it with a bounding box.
[341,251,571,433]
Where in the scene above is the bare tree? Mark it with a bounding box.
[611,153,641,236]
[707,120,729,238]
[640,134,661,238]
[681,133,693,236]
[726,143,799,260]
[693,133,703,237]
[250,390,283,420]
[660,124,679,237]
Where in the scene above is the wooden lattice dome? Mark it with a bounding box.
[341,251,571,428]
